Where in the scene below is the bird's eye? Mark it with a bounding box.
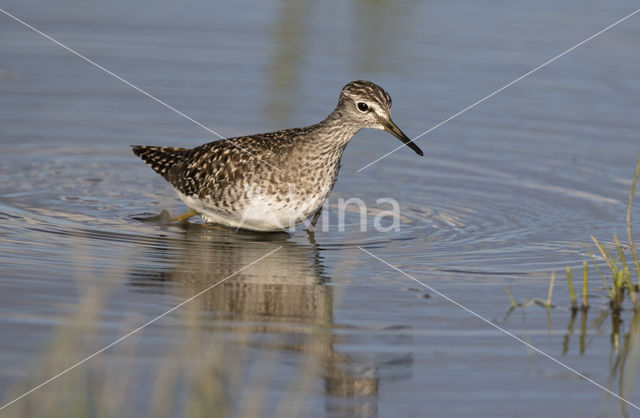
[357,102,369,112]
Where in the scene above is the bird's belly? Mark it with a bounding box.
[237,196,323,231]
[175,189,326,232]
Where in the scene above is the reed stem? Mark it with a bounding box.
[546,271,555,307]
[566,266,577,311]
[627,152,640,286]
[591,236,616,274]
[581,261,589,309]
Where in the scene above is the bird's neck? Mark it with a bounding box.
[313,108,361,150]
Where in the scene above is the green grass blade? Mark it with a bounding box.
[582,261,589,309]
[566,266,577,310]
[505,285,517,307]
[627,152,640,286]
[621,267,637,306]
[591,235,618,274]
[546,271,555,306]
[614,234,628,271]
[585,245,612,297]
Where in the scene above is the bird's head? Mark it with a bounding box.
[337,80,423,156]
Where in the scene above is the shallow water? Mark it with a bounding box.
[2,0,640,416]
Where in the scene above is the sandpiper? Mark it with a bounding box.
[132,80,423,231]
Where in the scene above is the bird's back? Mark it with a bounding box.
[131,127,311,199]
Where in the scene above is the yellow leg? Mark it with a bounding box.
[172,209,198,222]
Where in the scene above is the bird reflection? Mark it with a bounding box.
[128,224,411,417]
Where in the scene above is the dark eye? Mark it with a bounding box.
[357,102,369,112]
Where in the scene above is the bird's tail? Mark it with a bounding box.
[131,145,188,178]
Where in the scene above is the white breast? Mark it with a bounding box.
[175,185,330,231]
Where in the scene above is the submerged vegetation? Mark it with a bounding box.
[570,151,639,312]
[504,153,640,417]
[507,152,640,313]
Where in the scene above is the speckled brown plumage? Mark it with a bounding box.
[132,80,422,231]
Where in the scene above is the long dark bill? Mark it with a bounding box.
[383,119,423,156]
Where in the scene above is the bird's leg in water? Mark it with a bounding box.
[172,209,198,222]
[307,208,322,232]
